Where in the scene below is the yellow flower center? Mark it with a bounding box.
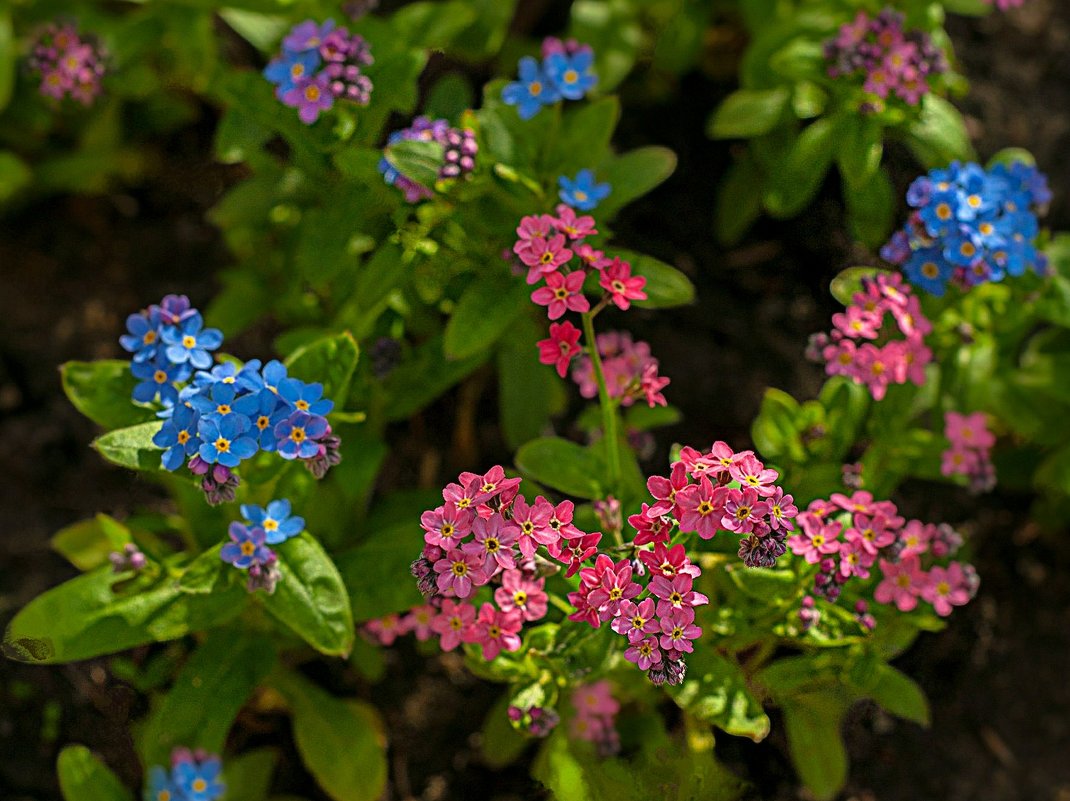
[514,591,527,606]
[264,519,279,532]
[936,203,952,221]
[529,81,542,96]
[182,335,196,349]
[154,370,168,384]
[143,330,157,344]
[216,404,231,415]
[177,431,190,445]
[485,537,500,552]
[488,624,501,638]
[257,415,271,430]
[451,561,468,576]
[296,399,310,411]
[290,427,306,443]
[192,779,208,794]
[564,69,579,84]
[304,85,321,102]
[214,437,230,452]
[241,541,255,556]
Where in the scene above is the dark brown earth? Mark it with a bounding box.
[2,1,1069,799]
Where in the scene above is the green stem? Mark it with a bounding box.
[581,310,621,500]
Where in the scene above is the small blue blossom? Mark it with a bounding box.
[131,359,188,406]
[120,308,162,362]
[543,50,597,100]
[234,389,286,451]
[144,765,179,801]
[241,499,304,544]
[260,359,289,394]
[189,382,243,422]
[558,169,611,211]
[279,378,334,416]
[197,415,258,468]
[264,49,322,96]
[153,405,201,471]
[220,522,274,570]
[282,19,336,53]
[902,247,953,296]
[502,56,560,120]
[275,410,328,460]
[172,753,225,801]
[162,312,223,371]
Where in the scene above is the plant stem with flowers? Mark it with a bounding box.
[580,308,621,511]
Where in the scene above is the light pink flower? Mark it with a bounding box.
[531,269,590,319]
[494,569,548,621]
[430,599,475,650]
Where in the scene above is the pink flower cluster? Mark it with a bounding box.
[411,465,601,660]
[27,23,106,105]
[807,273,932,400]
[570,681,620,757]
[941,411,996,494]
[787,491,977,620]
[824,8,948,109]
[362,604,436,646]
[571,331,670,409]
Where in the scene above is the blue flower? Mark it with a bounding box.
[172,753,225,801]
[162,312,223,371]
[902,247,953,296]
[189,381,246,423]
[120,309,162,362]
[544,50,597,100]
[919,190,959,237]
[131,359,188,406]
[264,49,322,97]
[144,765,178,801]
[282,19,336,54]
[197,414,258,468]
[241,498,304,544]
[502,56,560,120]
[558,169,611,211]
[235,389,286,451]
[943,228,983,268]
[278,378,334,416]
[153,405,201,471]
[275,410,328,460]
[260,359,289,394]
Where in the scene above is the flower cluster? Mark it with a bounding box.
[571,331,669,409]
[941,411,996,493]
[109,543,147,573]
[378,116,478,202]
[570,681,620,757]
[264,19,373,124]
[27,23,106,105]
[881,160,1051,294]
[787,491,977,618]
[361,604,436,646]
[145,748,224,801]
[218,501,303,594]
[508,704,560,738]
[503,37,597,120]
[824,9,947,109]
[410,467,571,660]
[806,273,932,400]
[558,170,611,212]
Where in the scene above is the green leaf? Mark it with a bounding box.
[837,115,883,189]
[482,694,532,769]
[782,692,849,801]
[261,533,354,657]
[714,155,763,246]
[444,273,531,359]
[905,95,974,168]
[763,118,836,218]
[176,544,229,594]
[140,630,276,766]
[987,147,1036,170]
[221,749,278,801]
[668,648,771,741]
[864,663,930,726]
[514,438,604,499]
[751,388,805,463]
[91,422,164,471]
[614,249,695,309]
[391,0,478,49]
[0,150,31,202]
[271,670,387,801]
[424,73,475,121]
[57,746,133,801]
[0,11,14,114]
[284,332,360,406]
[51,514,132,572]
[3,569,247,664]
[830,266,888,305]
[336,522,424,623]
[499,315,564,449]
[548,97,621,174]
[219,9,289,52]
[708,88,790,139]
[381,335,491,421]
[383,139,445,190]
[62,361,157,430]
[597,146,677,216]
[569,0,642,93]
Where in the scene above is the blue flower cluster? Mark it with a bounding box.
[558,169,611,211]
[880,160,1051,296]
[145,749,223,801]
[218,501,303,593]
[502,37,597,120]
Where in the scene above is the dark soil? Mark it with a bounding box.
[2,1,1070,800]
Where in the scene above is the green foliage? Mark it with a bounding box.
[57,746,134,801]
[91,422,164,471]
[668,647,771,741]
[62,361,155,429]
[515,437,605,499]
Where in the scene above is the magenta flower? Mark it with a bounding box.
[462,513,518,574]
[658,607,702,655]
[611,598,659,641]
[599,258,647,310]
[576,243,611,270]
[845,514,896,556]
[639,363,670,407]
[898,519,933,558]
[458,465,522,503]
[516,213,557,243]
[494,570,548,621]
[729,454,780,497]
[431,598,476,650]
[517,234,573,283]
[628,504,671,546]
[837,537,876,579]
[567,585,601,627]
[282,73,334,123]
[646,462,691,518]
[676,476,727,539]
[548,531,602,577]
[638,542,701,579]
[531,270,590,319]
[830,490,877,515]
[541,498,583,539]
[553,205,598,240]
[625,636,663,671]
[767,487,799,532]
[786,517,842,564]
[433,548,488,598]
[420,502,475,549]
[649,573,710,618]
[874,556,926,611]
[402,604,436,641]
[537,320,582,378]
[510,494,555,558]
[721,487,769,534]
[921,562,973,616]
[573,680,620,718]
[586,558,642,621]
[464,602,523,660]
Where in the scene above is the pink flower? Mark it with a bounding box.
[553,205,598,240]
[874,556,926,611]
[573,680,619,718]
[639,363,670,407]
[537,321,582,378]
[649,573,709,618]
[787,518,842,564]
[624,636,663,671]
[628,504,671,546]
[856,343,892,400]
[945,411,995,449]
[832,305,882,339]
[464,602,523,660]
[458,465,522,502]
[494,570,549,621]
[768,487,799,532]
[518,234,573,283]
[420,502,475,548]
[576,243,611,270]
[599,258,647,310]
[433,548,489,598]
[676,476,727,539]
[442,477,485,511]
[646,462,691,518]
[548,531,602,577]
[898,519,932,558]
[516,213,556,244]
[823,338,859,378]
[845,514,896,556]
[510,494,555,558]
[364,613,403,645]
[638,542,701,579]
[430,599,475,650]
[721,487,769,534]
[531,269,590,319]
[921,562,973,616]
[541,498,583,539]
[837,537,876,579]
[611,598,659,641]
[658,607,702,655]
[462,513,518,574]
[729,454,779,497]
[403,604,436,641]
[586,558,642,621]
[830,490,877,515]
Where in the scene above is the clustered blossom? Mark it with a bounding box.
[361,604,437,646]
[410,467,565,661]
[109,543,147,573]
[806,273,932,400]
[27,23,106,105]
[941,411,996,493]
[571,331,669,409]
[569,681,620,757]
[881,160,1050,295]
[824,9,947,110]
[378,116,478,202]
[508,704,560,738]
[263,19,373,124]
[120,296,341,504]
[786,491,977,620]
[503,37,597,120]
[145,748,224,801]
[218,501,303,594]
[558,169,611,212]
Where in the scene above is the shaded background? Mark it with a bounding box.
[2,1,1069,799]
